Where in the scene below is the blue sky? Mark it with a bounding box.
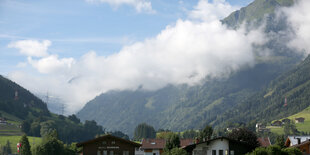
[0,0,257,113]
[0,0,253,75]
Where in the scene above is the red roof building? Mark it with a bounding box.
[257,137,271,147]
[141,139,193,155]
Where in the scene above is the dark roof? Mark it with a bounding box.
[183,137,251,151]
[76,134,141,147]
[180,139,194,148]
[141,139,165,149]
[258,137,271,147]
[141,139,194,149]
[295,117,305,120]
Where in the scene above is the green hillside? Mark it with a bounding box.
[216,54,310,130]
[0,136,41,154]
[77,0,304,136]
[0,75,105,144]
[222,0,294,28]
[267,106,310,134]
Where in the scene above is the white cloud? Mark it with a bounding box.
[281,0,310,55]
[189,0,239,22]
[85,0,154,13]
[27,55,75,74]
[8,40,51,57]
[8,0,265,114]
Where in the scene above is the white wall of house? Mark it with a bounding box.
[135,147,144,155]
[144,149,160,155]
[193,139,229,155]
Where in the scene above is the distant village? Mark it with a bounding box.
[75,118,310,155]
[76,133,310,155]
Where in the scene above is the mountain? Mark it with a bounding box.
[214,54,310,128]
[0,75,105,143]
[0,75,49,119]
[76,0,303,136]
[222,0,294,28]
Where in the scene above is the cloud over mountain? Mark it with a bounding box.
[8,0,266,113]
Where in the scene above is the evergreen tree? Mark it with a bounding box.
[133,123,156,140]
[275,135,285,148]
[20,134,32,155]
[3,140,12,155]
[199,125,213,141]
[228,128,259,151]
[165,133,180,150]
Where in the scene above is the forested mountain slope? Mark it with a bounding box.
[77,0,303,136]
[0,75,104,143]
[215,54,310,128]
[0,75,49,119]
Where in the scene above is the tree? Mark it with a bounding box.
[199,125,213,141]
[249,147,268,155]
[275,135,285,148]
[182,130,198,139]
[228,128,259,150]
[21,120,31,134]
[133,123,156,140]
[284,121,299,135]
[32,130,65,155]
[2,140,12,155]
[157,132,175,139]
[165,133,180,150]
[169,148,187,155]
[20,134,32,155]
[68,114,80,123]
[282,147,302,155]
[111,131,129,140]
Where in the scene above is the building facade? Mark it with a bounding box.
[77,135,141,155]
[183,137,252,155]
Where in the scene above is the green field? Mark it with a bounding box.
[268,106,310,134]
[0,136,41,153]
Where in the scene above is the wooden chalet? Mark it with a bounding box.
[272,120,282,126]
[183,137,252,155]
[295,117,305,123]
[285,136,310,154]
[76,135,141,155]
[141,139,194,155]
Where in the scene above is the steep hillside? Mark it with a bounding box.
[222,0,294,28]
[215,54,310,128]
[0,75,49,119]
[0,75,105,143]
[77,56,299,136]
[77,0,302,136]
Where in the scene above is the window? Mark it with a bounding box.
[230,150,234,155]
[212,150,216,155]
[123,151,129,155]
[98,151,101,155]
[219,150,223,155]
[103,150,107,155]
[110,151,114,155]
[111,141,116,144]
[102,141,107,145]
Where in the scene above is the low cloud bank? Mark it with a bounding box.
[8,0,274,114]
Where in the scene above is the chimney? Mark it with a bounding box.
[297,138,301,144]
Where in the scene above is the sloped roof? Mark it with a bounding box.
[257,137,271,147]
[285,136,310,146]
[141,139,194,149]
[180,139,194,148]
[76,134,141,147]
[141,139,165,149]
